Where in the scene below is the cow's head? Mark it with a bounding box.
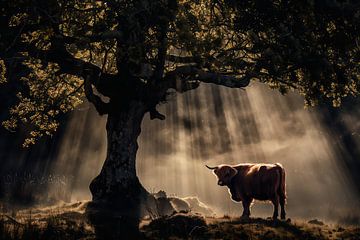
[206,165,238,186]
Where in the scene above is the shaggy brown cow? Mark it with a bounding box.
[206,163,286,219]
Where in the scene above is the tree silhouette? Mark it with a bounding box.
[1,0,359,213]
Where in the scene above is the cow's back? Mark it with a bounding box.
[232,163,282,200]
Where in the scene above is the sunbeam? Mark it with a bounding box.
[37,82,360,223]
[1,82,359,225]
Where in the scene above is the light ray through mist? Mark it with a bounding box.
[49,82,360,224]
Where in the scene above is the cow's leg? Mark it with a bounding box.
[241,198,252,219]
[280,195,286,220]
[271,195,279,219]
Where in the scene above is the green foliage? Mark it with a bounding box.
[2,60,83,147]
[225,0,360,106]
[0,0,359,145]
[168,0,360,108]
[0,59,6,83]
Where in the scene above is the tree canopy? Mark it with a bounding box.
[1,0,359,146]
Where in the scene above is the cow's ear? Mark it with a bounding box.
[229,167,238,179]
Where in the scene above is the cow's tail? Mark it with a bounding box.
[275,163,286,201]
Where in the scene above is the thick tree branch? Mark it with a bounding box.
[161,72,200,93]
[84,73,110,115]
[152,24,169,80]
[164,65,253,91]
[6,39,119,115]
[173,79,201,93]
[149,107,165,120]
[13,41,118,98]
[60,30,124,44]
[166,55,201,64]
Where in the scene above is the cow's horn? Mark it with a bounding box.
[205,165,218,170]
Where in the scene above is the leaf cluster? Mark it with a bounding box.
[0,0,359,145]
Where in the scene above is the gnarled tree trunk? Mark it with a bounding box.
[89,101,149,215]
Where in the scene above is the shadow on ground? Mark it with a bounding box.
[0,202,360,240]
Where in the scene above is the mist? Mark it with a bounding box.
[138,82,360,224]
[14,82,360,224]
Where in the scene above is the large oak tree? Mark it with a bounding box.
[1,0,359,214]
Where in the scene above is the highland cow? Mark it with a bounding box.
[206,163,286,219]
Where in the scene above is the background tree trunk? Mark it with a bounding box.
[89,101,149,215]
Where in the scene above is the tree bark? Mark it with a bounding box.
[89,100,149,215]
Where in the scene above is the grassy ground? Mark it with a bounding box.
[0,202,359,239]
[142,214,360,240]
